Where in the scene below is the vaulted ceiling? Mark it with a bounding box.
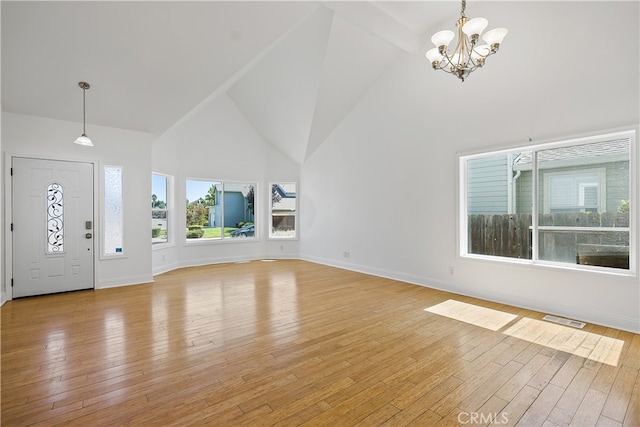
[2,2,638,164]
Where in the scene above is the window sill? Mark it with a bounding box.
[152,242,176,250]
[184,237,259,246]
[461,253,636,278]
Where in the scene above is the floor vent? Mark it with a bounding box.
[542,314,586,329]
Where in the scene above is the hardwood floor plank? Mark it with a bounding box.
[458,360,523,413]
[549,354,586,389]
[601,365,638,423]
[496,352,551,402]
[528,351,571,390]
[622,377,639,427]
[596,414,624,426]
[431,361,503,416]
[2,260,638,426]
[517,383,565,426]
[569,388,608,427]
[546,366,598,425]
[493,385,540,427]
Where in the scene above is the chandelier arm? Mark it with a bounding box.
[438,51,458,74]
[432,53,455,74]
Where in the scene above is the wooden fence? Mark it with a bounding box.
[468,213,630,266]
[468,214,532,259]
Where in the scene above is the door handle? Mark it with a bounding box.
[85,233,92,239]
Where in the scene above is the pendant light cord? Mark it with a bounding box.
[82,87,86,135]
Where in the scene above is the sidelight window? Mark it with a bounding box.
[104,165,124,256]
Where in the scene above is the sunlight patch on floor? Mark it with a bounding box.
[424,299,624,367]
[424,299,518,331]
[502,317,623,366]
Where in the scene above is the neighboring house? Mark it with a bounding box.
[209,189,254,228]
[467,138,630,215]
[512,138,629,215]
[467,155,512,214]
[272,184,296,232]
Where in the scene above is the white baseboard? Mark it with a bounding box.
[151,253,299,277]
[97,274,155,289]
[300,255,640,334]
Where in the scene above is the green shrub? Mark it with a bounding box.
[152,227,161,238]
[187,225,203,231]
[236,221,254,228]
[186,228,205,239]
[619,199,630,214]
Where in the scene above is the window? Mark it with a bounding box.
[186,179,256,241]
[152,173,170,244]
[46,183,64,253]
[104,165,124,256]
[544,169,604,214]
[269,183,297,239]
[461,131,634,272]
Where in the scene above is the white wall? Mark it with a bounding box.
[300,3,640,333]
[2,112,154,293]
[0,5,4,306]
[151,93,300,275]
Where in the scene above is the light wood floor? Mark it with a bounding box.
[1,260,638,426]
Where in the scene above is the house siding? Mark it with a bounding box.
[467,155,509,214]
[513,160,629,214]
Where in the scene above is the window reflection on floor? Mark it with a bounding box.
[425,299,624,366]
[502,317,623,366]
[424,299,518,331]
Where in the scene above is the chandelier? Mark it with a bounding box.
[426,0,507,82]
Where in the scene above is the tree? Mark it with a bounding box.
[152,194,166,209]
[204,185,216,206]
[246,186,255,215]
[186,201,209,227]
[186,197,209,227]
[271,184,282,205]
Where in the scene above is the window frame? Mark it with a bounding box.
[185,178,258,244]
[459,129,636,276]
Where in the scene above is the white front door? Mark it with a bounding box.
[12,157,94,297]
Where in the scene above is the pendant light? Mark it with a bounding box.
[74,81,93,146]
[425,0,507,82]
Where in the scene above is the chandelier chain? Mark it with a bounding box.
[461,0,466,17]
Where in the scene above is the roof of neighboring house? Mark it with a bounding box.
[273,199,296,213]
[273,184,296,212]
[513,138,630,168]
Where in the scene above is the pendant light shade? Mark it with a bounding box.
[74,81,93,147]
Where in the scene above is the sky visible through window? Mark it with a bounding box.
[152,174,167,201]
[185,180,219,203]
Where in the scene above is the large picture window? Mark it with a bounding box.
[186,179,256,241]
[461,130,634,272]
